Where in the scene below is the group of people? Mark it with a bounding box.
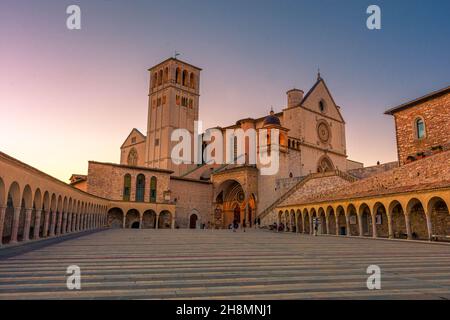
[229,218,261,232]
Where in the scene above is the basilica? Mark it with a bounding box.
[0,58,448,245]
[73,57,364,230]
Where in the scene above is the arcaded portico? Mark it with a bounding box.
[0,152,109,246]
[277,187,450,241]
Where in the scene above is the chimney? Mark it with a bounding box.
[286,89,304,108]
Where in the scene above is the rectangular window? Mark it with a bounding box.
[157,98,161,106]
[131,137,136,143]
[155,138,159,146]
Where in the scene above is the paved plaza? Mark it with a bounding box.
[1,229,450,299]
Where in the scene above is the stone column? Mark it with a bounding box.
[295,214,299,233]
[371,213,378,238]
[357,213,363,237]
[155,214,159,229]
[139,214,143,229]
[43,210,50,237]
[0,207,7,245]
[10,207,22,244]
[34,209,42,239]
[335,216,339,236]
[122,214,126,229]
[171,213,175,229]
[23,208,33,241]
[387,215,394,239]
[405,214,412,240]
[345,215,351,237]
[426,213,433,241]
[62,212,67,234]
[56,212,62,235]
[325,216,330,235]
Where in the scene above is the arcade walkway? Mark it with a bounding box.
[1,229,450,299]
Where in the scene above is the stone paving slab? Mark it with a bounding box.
[1,229,450,299]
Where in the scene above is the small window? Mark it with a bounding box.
[131,137,136,144]
[319,100,326,113]
[155,139,159,146]
[416,118,425,139]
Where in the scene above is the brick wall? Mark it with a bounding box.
[393,91,450,165]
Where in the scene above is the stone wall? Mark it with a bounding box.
[170,177,213,228]
[348,161,398,180]
[393,91,450,165]
[86,161,171,203]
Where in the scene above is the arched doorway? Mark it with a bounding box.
[214,179,247,228]
[125,209,140,229]
[142,210,156,229]
[407,198,428,240]
[389,201,407,239]
[159,211,172,229]
[429,197,450,240]
[107,207,124,228]
[359,204,372,237]
[347,204,359,236]
[233,205,241,225]
[337,206,346,235]
[373,202,389,238]
[189,214,198,229]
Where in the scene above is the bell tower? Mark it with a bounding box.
[145,58,201,176]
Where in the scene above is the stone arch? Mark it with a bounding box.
[303,209,310,234]
[182,70,188,86]
[358,203,372,237]
[346,204,359,236]
[406,198,428,240]
[159,210,172,229]
[290,209,296,232]
[318,207,327,234]
[125,209,140,229]
[327,206,336,235]
[336,205,346,235]
[388,200,407,239]
[317,155,334,173]
[372,202,388,238]
[428,197,450,239]
[143,209,157,229]
[2,181,20,243]
[31,188,43,239]
[189,210,200,229]
[107,207,123,228]
[190,73,195,89]
[296,209,302,233]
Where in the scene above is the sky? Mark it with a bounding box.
[1,0,449,182]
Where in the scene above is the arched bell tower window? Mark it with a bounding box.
[127,148,138,166]
[319,100,326,113]
[415,117,426,139]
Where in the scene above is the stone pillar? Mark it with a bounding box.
[62,212,67,234]
[10,207,22,244]
[0,207,7,245]
[43,210,50,237]
[295,214,299,233]
[122,215,126,229]
[387,215,394,239]
[155,214,159,229]
[34,209,42,239]
[56,212,62,235]
[371,213,378,238]
[139,214,143,229]
[426,213,433,241]
[335,216,339,236]
[23,208,33,241]
[345,215,351,237]
[357,213,363,237]
[171,213,175,229]
[325,216,330,235]
[405,214,412,240]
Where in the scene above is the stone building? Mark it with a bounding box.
[269,85,450,241]
[1,56,448,247]
[84,57,363,230]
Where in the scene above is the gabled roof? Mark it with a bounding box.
[120,128,146,149]
[385,85,450,115]
[300,76,345,123]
